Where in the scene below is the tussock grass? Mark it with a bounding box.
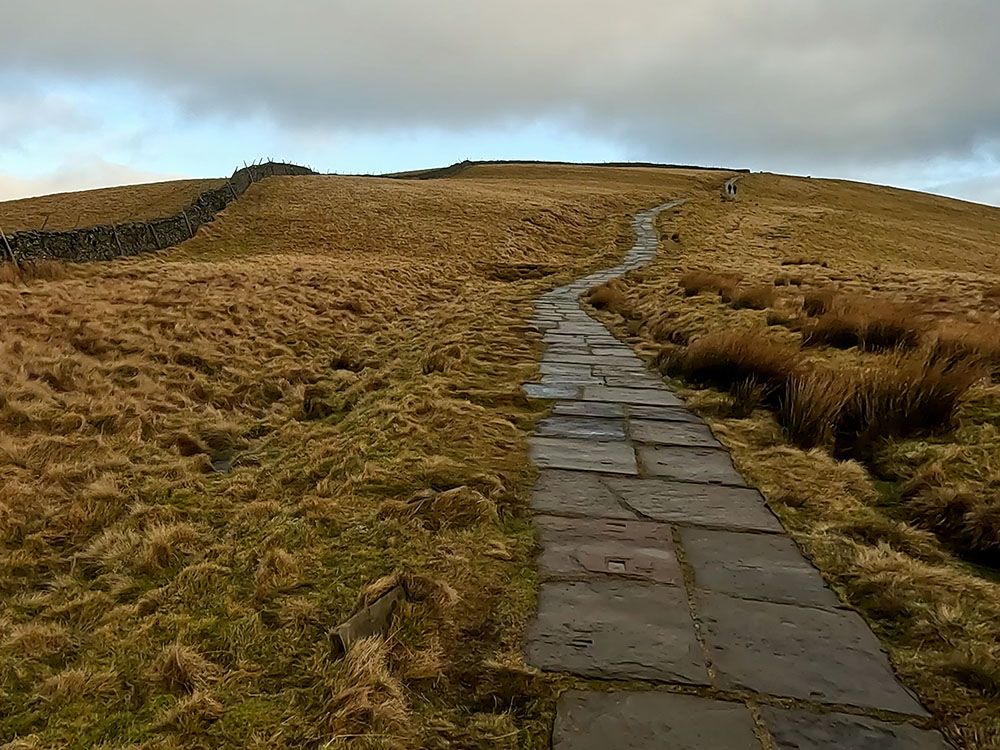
[728,284,776,310]
[0,164,720,747]
[803,296,923,352]
[589,170,1000,748]
[679,269,740,297]
[664,331,804,404]
[0,258,67,284]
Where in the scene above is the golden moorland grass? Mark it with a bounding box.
[587,172,1000,749]
[0,165,723,749]
[0,178,224,234]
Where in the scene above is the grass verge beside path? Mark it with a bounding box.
[0,165,721,748]
[587,173,1000,750]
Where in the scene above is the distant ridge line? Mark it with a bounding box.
[385,159,751,180]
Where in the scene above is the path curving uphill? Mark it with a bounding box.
[521,202,953,749]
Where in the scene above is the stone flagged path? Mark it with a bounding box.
[522,201,953,749]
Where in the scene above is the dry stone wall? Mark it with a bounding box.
[3,161,314,264]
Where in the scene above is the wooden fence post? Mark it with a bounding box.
[147,222,161,250]
[111,224,124,254]
[181,210,193,239]
[226,179,238,200]
[0,225,19,270]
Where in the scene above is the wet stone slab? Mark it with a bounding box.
[553,691,760,750]
[680,527,840,609]
[625,404,701,423]
[539,363,594,376]
[698,592,926,714]
[529,437,638,475]
[638,445,747,485]
[629,418,721,447]
[604,477,781,531]
[761,707,951,750]
[525,581,708,683]
[535,416,626,440]
[530,470,636,519]
[523,383,581,400]
[552,400,626,419]
[583,385,684,407]
[534,515,682,583]
[540,374,605,386]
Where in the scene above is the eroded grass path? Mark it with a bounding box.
[521,202,953,749]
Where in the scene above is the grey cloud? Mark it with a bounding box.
[1,1,997,171]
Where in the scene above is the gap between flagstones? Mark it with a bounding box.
[520,201,955,749]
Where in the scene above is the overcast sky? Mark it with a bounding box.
[2,1,998,207]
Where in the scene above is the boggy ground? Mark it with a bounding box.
[587,172,1000,749]
[0,165,724,749]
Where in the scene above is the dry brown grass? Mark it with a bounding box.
[803,296,924,352]
[729,284,777,310]
[679,269,740,297]
[0,164,721,747]
[0,258,68,284]
[589,171,1000,748]
[0,178,223,233]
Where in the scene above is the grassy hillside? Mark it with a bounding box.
[0,165,724,749]
[587,172,1000,750]
[0,178,224,234]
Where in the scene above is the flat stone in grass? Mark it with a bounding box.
[529,436,638,475]
[535,416,627,440]
[553,691,760,750]
[530,469,637,519]
[629,419,721,448]
[625,404,701,423]
[698,592,927,715]
[761,707,951,750]
[525,581,708,683]
[534,515,682,584]
[603,477,781,532]
[583,385,684,407]
[523,383,582,400]
[638,445,747,485]
[680,527,840,609]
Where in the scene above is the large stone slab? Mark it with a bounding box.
[535,416,626,440]
[553,691,760,750]
[680,527,840,609]
[638,445,747,485]
[546,354,644,367]
[534,515,681,583]
[698,592,926,714]
[626,404,701,423]
[529,436,638,475]
[523,383,581,400]
[530,470,636,519]
[540,374,605,386]
[604,477,781,532]
[582,385,684,407]
[539,363,594,376]
[761,707,951,750]
[525,581,708,683]
[629,419,721,447]
[553,400,625,418]
[602,375,664,389]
